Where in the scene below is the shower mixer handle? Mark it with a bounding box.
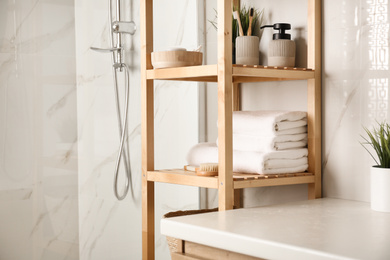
[112,21,136,35]
[90,46,122,53]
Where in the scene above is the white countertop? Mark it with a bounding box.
[161,198,390,260]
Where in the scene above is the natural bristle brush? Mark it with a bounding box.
[247,8,254,36]
[196,163,219,177]
[233,11,244,37]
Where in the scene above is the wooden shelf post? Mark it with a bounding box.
[307,0,322,199]
[141,0,155,259]
[217,0,234,211]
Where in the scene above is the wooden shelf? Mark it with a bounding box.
[233,65,315,83]
[147,64,315,83]
[147,169,218,189]
[141,0,322,258]
[147,169,315,189]
[233,172,315,189]
[147,64,218,82]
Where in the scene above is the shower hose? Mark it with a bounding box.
[90,0,135,200]
[112,63,132,201]
[109,0,133,201]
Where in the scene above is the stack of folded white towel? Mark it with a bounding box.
[186,110,309,175]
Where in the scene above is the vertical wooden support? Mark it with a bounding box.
[307,0,322,199]
[233,81,242,208]
[217,0,234,211]
[141,0,155,259]
[232,0,243,209]
[233,84,240,112]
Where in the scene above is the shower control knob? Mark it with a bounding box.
[112,23,120,32]
[111,21,136,35]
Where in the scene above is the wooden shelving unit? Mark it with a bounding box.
[141,0,322,259]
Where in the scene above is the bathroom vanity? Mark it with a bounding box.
[161,198,390,260]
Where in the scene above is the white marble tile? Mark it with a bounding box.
[322,0,390,202]
[0,1,79,259]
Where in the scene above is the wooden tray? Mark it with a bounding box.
[151,50,202,69]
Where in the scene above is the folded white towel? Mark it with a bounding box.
[186,142,308,174]
[275,141,307,150]
[232,110,307,136]
[275,126,307,136]
[265,157,308,168]
[261,165,309,175]
[220,133,308,151]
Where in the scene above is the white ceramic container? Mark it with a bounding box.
[235,36,259,65]
[268,39,296,67]
[371,166,390,212]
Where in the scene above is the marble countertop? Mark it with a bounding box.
[160,198,390,260]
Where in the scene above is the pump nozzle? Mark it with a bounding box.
[260,25,274,29]
[260,23,292,40]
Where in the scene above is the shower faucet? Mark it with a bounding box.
[90,0,136,201]
[112,20,136,66]
[90,20,136,65]
[90,0,136,70]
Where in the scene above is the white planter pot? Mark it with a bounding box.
[371,166,390,212]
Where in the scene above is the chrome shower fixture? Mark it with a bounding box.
[112,21,136,34]
[91,1,136,67]
[90,0,136,201]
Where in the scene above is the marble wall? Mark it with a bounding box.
[2,0,389,259]
[322,0,389,201]
[204,0,390,206]
[75,0,201,259]
[1,0,202,259]
[0,0,79,259]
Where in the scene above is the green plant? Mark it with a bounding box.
[361,121,390,168]
[209,6,264,44]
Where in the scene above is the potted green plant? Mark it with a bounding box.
[361,121,390,212]
[209,6,264,64]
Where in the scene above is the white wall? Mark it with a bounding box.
[322,0,389,201]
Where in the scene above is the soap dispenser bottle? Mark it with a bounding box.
[260,23,296,67]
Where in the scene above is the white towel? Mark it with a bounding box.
[186,142,308,174]
[275,141,307,150]
[220,133,308,151]
[232,110,307,135]
[275,126,307,136]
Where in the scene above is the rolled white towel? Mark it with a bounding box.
[232,110,307,135]
[218,133,308,152]
[186,142,308,174]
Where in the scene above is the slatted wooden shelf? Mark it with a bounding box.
[147,169,218,189]
[146,64,218,82]
[233,172,315,189]
[147,169,315,189]
[147,64,315,83]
